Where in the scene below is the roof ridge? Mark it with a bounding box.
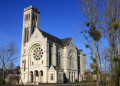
[38,29,71,47]
[61,37,71,40]
[39,29,61,40]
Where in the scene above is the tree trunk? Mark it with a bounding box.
[93,40,100,86]
[2,63,5,80]
[108,29,114,86]
[116,29,120,86]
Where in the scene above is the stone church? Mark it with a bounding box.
[20,6,86,84]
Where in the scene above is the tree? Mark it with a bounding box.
[8,60,15,70]
[77,0,101,86]
[103,0,120,85]
[0,41,18,80]
[76,0,120,85]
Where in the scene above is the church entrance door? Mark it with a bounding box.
[30,71,33,83]
[31,74,33,83]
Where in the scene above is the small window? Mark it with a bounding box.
[25,14,30,21]
[51,74,54,80]
[32,62,34,65]
[22,60,26,71]
[24,73,25,79]
[59,74,62,81]
[40,71,43,76]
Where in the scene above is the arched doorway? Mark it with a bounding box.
[39,70,43,82]
[34,70,38,82]
[30,71,33,83]
[71,73,73,82]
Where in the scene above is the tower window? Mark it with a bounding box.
[25,14,30,21]
[32,14,37,22]
[24,28,29,43]
[31,23,35,34]
[36,15,37,22]
[32,14,35,21]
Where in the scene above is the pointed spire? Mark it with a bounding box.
[70,34,72,38]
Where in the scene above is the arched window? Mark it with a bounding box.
[24,28,29,43]
[51,74,54,80]
[22,60,26,71]
[31,23,35,34]
[70,55,73,67]
[58,74,62,81]
[35,70,38,76]
[69,50,75,68]
[40,70,43,76]
[58,52,62,67]
[32,14,35,21]
[32,14,37,22]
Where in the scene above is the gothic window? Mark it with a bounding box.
[58,74,62,81]
[35,70,38,76]
[31,23,36,35]
[26,27,29,42]
[40,70,43,76]
[24,28,26,43]
[33,45,43,61]
[69,50,75,68]
[51,74,54,80]
[58,52,62,67]
[32,14,35,21]
[24,73,25,79]
[22,60,26,71]
[25,14,30,21]
[24,28,29,43]
[36,15,37,22]
[70,55,74,67]
[32,14,37,22]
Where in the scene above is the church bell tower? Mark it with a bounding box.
[22,5,40,44]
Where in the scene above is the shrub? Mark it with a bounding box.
[0,79,6,84]
[75,79,79,83]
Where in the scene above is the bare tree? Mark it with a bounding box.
[8,60,15,70]
[77,0,101,86]
[76,0,120,85]
[103,0,120,85]
[0,41,18,80]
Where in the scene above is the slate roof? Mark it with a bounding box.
[39,29,71,47]
[53,66,64,71]
[61,37,71,46]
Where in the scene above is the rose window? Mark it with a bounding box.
[33,46,43,61]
